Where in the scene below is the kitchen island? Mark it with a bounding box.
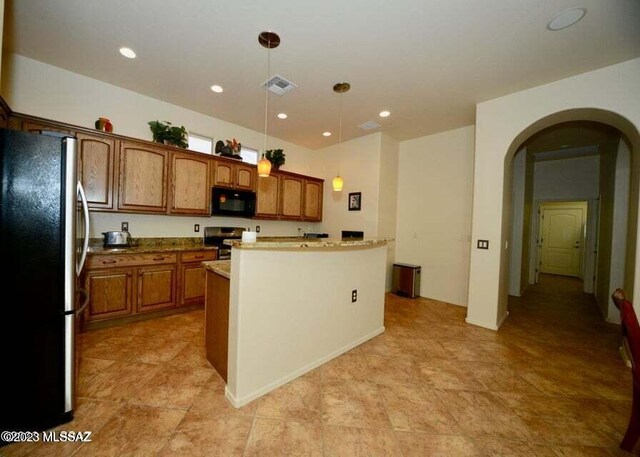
[203,238,390,407]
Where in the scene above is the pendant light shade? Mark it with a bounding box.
[332,82,350,192]
[332,175,344,192]
[258,155,272,177]
[258,31,280,178]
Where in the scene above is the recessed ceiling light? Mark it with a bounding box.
[547,8,587,31]
[119,47,136,59]
[210,85,223,93]
[323,132,332,137]
[379,110,391,118]
[560,144,570,148]
[277,113,287,119]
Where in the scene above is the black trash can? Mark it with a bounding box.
[392,263,421,298]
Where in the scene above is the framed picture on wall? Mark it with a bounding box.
[348,192,361,211]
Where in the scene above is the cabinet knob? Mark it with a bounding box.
[153,256,165,261]
[195,255,204,259]
[102,259,117,264]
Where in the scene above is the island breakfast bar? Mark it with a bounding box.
[203,239,390,407]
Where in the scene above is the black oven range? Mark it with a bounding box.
[204,226,246,260]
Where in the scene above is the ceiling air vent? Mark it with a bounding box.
[358,120,381,131]
[261,74,297,96]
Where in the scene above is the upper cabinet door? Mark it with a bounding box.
[170,152,211,215]
[280,175,304,220]
[212,161,234,188]
[303,179,323,222]
[118,141,168,213]
[77,132,116,210]
[22,119,75,135]
[235,164,256,191]
[256,174,280,218]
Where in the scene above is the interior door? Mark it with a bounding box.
[539,203,586,277]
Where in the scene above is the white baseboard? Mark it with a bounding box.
[225,326,385,408]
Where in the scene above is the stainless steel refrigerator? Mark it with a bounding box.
[0,128,90,438]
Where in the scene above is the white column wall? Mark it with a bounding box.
[468,58,640,329]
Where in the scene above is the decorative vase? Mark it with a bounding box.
[95,117,113,132]
[271,164,280,171]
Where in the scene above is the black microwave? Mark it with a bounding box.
[211,187,256,218]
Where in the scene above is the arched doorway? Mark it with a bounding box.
[466,60,640,330]
[506,119,632,323]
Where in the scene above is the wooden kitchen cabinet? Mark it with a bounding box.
[118,140,168,213]
[170,152,211,215]
[178,250,217,306]
[84,250,215,324]
[0,98,10,129]
[255,171,325,221]
[256,173,280,218]
[212,159,256,191]
[303,178,323,222]
[136,264,177,313]
[205,269,230,382]
[77,132,116,210]
[280,174,304,219]
[84,268,134,321]
[22,118,75,136]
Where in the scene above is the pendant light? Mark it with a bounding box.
[332,82,350,191]
[257,31,280,178]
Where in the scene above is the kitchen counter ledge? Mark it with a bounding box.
[87,237,217,255]
[224,238,392,250]
[202,260,231,279]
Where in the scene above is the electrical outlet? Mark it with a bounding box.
[477,239,489,249]
[351,289,357,303]
[121,221,129,231]
[194,224,200,232]
[256,225,260,233]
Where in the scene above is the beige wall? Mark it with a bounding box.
[396,125,475,306]
[378,133,399,290]
[468,57,640,329]
[314,133,383,239]
[0,0,4,82]
[2,53,323,238]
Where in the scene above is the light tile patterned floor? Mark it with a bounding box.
[3,274,637,456]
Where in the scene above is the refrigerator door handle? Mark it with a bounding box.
[76,287,90,316]
[63,313,74,414]
[77,181,90,276]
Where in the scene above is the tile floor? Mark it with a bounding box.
[3,274,637,456]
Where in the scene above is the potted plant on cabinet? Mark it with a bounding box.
[265,149,285,170]
[147,120,188,149]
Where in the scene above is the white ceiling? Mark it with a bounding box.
[4,0,640,149]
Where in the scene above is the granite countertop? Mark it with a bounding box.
[203,260,230,279]
[224,238,392,250]
[87,237,217,255]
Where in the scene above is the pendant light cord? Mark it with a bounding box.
[263,41,271,155]
[338,89,343,176]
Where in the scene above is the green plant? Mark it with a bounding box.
[147,120,188,148]
[265,149,285,167]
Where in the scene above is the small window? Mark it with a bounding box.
[188,133,213,154]
[240,146,258,165]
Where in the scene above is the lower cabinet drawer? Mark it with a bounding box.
[86,253,178,269]
[181,250,217,262]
